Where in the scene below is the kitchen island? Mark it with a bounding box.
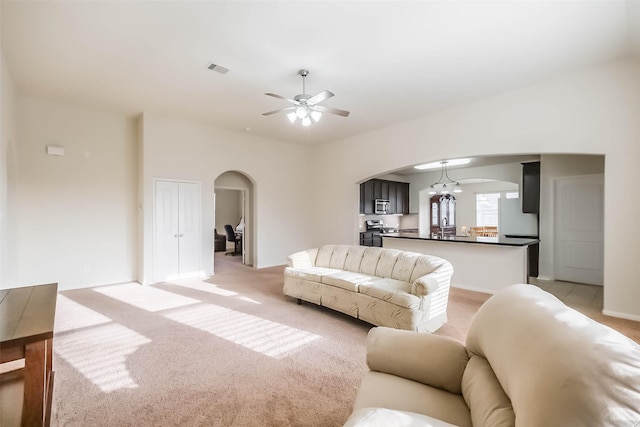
[383,233,539,293]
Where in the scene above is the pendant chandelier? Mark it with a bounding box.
[428,161,462,195]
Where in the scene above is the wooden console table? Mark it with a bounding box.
[0,283,58,427]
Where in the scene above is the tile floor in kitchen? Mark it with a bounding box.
[530,277,603,312]
[529,277,639,343]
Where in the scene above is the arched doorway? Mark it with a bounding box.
[214,171,255,268]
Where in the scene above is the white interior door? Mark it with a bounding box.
[155,181,180,281]
[554,174,604,285]
[178,182,202,277]
[155,180,202,282]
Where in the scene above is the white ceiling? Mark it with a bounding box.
[2,1,639,146]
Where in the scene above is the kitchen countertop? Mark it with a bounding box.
[383,232,539,247]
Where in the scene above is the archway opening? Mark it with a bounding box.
[214,171,255,269]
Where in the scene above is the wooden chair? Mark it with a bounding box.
[471,226,499,237]
[470,226,484,236]
[483,226,498,237]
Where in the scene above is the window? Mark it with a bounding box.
[476,193,500,226]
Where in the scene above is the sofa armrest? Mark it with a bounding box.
[412,261,453,296]
[366,327,468,394]
[412,275,440,296]
[287,248,318,268]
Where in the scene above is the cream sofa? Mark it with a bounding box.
[283,245,453,332]
[344,284,640,427]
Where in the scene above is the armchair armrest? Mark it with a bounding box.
[366,327,468,394]
[287,248,319,268]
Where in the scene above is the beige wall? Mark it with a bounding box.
[15,97,138,290]
[3,51,639,321]
[215,188,242,233]
[139,113,312,284]
[1,49,18,287]
[309,59,640,320]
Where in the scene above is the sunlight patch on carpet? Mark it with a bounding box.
[55,295,113,333]
[55,323,152,392]
[164,303,321,358]
[93,283,199,312]
[171,279,243,298]
[236,295,261,304]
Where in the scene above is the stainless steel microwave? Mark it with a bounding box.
[375,199,390,215]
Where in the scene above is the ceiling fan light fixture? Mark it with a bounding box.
[310,110,322,122]
[428,185,436,195]
[296,106,308,119]
[262,69,350,126]
[453,183,462,193]
[441,183,449,194]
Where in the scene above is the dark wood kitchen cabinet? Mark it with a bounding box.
[360,179,410,214]
[360,180,375,214]
[360,231,382,247]
[522,162,540,214]
[396,182,409,214]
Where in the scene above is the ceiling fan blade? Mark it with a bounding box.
[262,106,295,116]
[306,90,334,105]
[313,105,350,117]
[265,92,298,104]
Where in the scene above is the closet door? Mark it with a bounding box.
[155,181,180,281]
[177,182,201,276]
[154,180,202,282]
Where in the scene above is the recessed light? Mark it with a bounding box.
[414,158,470,170]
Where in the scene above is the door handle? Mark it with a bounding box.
[179,234,184,237]
[174,234,179,238]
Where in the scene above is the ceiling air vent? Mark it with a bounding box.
[207,63,229,74]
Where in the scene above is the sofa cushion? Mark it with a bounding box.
[287,248,318,268]
[359,247,384,276]
[284,266,341,283]
[359,278,420,309]
[315,245,337,268]
[328,244,350,269]
[466,284,640,426]
[344,407,460,427]
[321,271,378,292]
[390,251,420,282]
[409,255,442,283]
[343,246,367,272]
[375,249,401,278]
[461,355,515,427]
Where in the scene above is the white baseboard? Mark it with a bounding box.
[533,275,554,281]
[602,309,640,322]
[451,284,495,295]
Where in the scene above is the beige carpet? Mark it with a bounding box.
[52,255,637,426]
[52,258,375,426]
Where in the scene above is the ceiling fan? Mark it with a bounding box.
[262,69,350,126]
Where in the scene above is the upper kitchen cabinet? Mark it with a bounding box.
[361,180,375,214]
[522,162,540,214]
[396,182,409,214]
[360,179,410,214]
